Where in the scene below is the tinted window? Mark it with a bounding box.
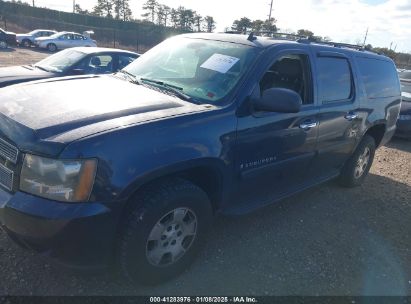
[317,57,352,102]
[357,57,400,99]
[118,54,137,70]
[260,54,313,104]
[76,54,114,74]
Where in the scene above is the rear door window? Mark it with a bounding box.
[357,57,400,99]
[317,57,353,103]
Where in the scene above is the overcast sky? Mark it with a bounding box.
[5,0,411,52]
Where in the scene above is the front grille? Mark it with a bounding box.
[0,163,14,191]
[0,138,18,164]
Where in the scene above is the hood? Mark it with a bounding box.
[0,75,207,156]
[0,66,55,88]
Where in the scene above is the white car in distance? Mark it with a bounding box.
[35,31,97,52]
[16,29,57,47]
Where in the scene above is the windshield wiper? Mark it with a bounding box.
[33,65,52,72]
[117,70,140,84]
[140,78,197,103]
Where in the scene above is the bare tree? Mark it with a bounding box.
[142,0,158,23]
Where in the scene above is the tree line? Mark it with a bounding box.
[229,17,331,42]
[140,0,216,32]
[73,0,216,32]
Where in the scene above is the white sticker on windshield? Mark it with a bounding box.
[200,54,240,74]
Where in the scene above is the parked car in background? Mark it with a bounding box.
[0,33,401,284]
[397,69,411,138]
[16,29,57,47]
[34,31,97,52]
[0,47,139,88]
[0,28,16,49]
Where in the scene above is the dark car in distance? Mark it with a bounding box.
[0,47,139,88]
[0,33,401,284]
[0,28,17,49]
[397,69,411,138]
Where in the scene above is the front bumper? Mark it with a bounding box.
[396,119,411,138]
[0,189,122,269]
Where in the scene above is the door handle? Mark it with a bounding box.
[299,121,318,130]
[345,113,358,121]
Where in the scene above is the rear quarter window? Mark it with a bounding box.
[356,57,400,99]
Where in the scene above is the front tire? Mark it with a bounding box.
[117,178,212,285]
[0,41,7,49]
[47,43,57,52]
[338,135,376,187]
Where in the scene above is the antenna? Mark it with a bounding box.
[362,27,368,46]
[247,32,257,41]
[268,0,274,20]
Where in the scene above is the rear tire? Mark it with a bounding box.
[47,43,57,52]
[117,178,212,285]
[0,41,7,49]
[338,135,376,187]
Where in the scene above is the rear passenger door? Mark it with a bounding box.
[312,52,362,179]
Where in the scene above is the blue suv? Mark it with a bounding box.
[0,33,401,284]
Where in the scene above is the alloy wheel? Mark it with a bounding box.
[354,147,371,179]
[146,207,197,267]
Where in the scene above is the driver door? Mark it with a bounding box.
[234,50,320,209]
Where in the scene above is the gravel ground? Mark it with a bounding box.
[0,47,49,67]
[0,48,410,296]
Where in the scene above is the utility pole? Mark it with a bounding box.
[362,27,368,46]
[73,0,75,13]
[32,0,35,7]
[268,0,273,20]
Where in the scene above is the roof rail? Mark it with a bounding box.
[223,30,307,41]
[298,39,372,52]
[261,31,307,40]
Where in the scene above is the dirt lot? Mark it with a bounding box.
[0,48,410,296]
[0,47,49,67]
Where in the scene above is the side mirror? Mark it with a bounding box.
[70,68,85,75]
[254,88,302,113]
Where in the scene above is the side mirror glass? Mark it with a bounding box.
[254,88,302,113]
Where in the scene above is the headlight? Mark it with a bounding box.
[20,154,97,202]
[399,114,411,121]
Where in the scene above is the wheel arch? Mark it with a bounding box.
[364,123,386,148]
[119,158,228,214]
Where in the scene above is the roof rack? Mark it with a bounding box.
[224,30,307,41]
[223,30,376,54]
[299,39,367,51]
[261,31,307,40]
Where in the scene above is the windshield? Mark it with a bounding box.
[35,49,86,73]
[29,30,40,35]
[124,37,259,104]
